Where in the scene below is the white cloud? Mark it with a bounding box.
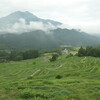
[0,18,57,33]
[0,0,100,33]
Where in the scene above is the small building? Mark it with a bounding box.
[62,48,69,54]
[60,45,72,54]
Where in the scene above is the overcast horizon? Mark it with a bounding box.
[0,0,100,34]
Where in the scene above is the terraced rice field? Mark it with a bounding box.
[0,54,100,100]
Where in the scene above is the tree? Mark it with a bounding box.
[77,46,86,57]
[78,46,100,57]
[22,50,40,60]
[49,54,58,62]
[14,55,23,61]
[85,46,93,56]
[8,51,18,61]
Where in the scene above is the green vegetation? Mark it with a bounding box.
[78,46,100,57]
[0,53,100,100]
[0,28,100,50]
[49,54,59,62]
[0,49,40,62]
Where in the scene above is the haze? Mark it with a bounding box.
[0,0,100,34]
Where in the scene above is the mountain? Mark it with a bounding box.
[0,11,62,26]
[0,11,62,33]
[0,28,100,50]
[92,34,100,38]
[0,30,59,50]
[52,28,100,46]
[0,11,100,50]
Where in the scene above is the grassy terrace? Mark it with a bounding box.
[0,54,100,100]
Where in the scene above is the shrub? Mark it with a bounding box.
[20,89,51,99]
[20,89,34,99]
[50,54,58,62]
[27,76,33,80]
[0,59,8,63]
[33,62,36,65]
[66,53,73,58]
[55,75,62,79]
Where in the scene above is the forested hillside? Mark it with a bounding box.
[0,29,100,50]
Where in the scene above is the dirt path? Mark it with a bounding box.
[30,69,41,76]
[20,69,41,80]
[56,65,63,69]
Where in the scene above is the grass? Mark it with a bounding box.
[0,54,100,100]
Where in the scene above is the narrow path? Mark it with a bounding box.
[30,69,41,76]
[20,69,41,80]
[56,65,63,69]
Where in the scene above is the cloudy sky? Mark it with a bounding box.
[0,0,100,34]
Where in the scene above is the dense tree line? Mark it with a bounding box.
[78,46,100,57]
[0,49,40,63]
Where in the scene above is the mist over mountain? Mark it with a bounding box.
[92,34,100,38]
[0,11,100,50]
[0,28,100,50]
[0,11,62,33]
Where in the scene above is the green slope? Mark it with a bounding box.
[0,54,100,100]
